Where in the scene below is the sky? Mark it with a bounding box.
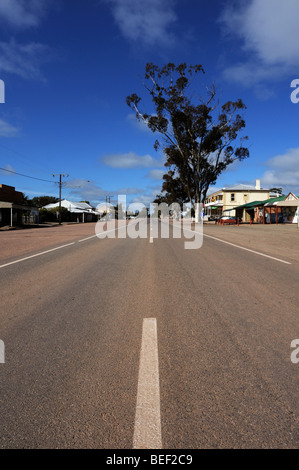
[0,0,299,207]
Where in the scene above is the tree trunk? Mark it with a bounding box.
[195,204,201,223]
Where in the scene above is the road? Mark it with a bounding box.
[0,221,298,449]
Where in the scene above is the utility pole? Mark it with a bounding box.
[53,173,69,225]
[105,195,114,216]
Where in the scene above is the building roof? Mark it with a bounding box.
[224,194,299,212]
[222,184,268,191]
[223,200,266,212]
[0,201,38,210]
[43,199,98,214]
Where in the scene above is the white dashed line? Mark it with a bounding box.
[0,243,76,270]
[133,318,162,449]
[78,235,97,242]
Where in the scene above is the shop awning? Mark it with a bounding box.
[267,200,299,207]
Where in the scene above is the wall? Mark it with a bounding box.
[0,184,24,204]
[223,191,270,217]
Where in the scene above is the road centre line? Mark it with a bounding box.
[133,318,162,449]
[0,242,76,270]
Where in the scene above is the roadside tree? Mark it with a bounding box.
[127,63,249,221]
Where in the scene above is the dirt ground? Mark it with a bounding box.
[0,222,97,263]
[0,220,298,265]
[203,222,299,262]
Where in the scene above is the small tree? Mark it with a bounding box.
[127,63,249,222]
[30,196,59,208]
[269,187,283,195]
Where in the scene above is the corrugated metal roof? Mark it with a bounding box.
[223,184,268,191]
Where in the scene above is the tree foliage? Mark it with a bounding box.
[24,195,59,208]
[127,63,249,213]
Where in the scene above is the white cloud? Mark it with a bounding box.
[126,113,152,133]
[117,187,144,194]
[262,147,299,190]
[102,151,162,169]
[0,118,19,137]
[146,169,165,180]
[0,163,16,175]
[66,178,147,204]
[105,0,177,46]
[0,0,49,28]
[221,0,299,86]
[0,39,51,80]
[130,185,162,206]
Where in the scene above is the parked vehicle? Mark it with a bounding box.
[218,216,241,224]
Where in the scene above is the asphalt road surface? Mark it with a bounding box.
[0,221,298,449]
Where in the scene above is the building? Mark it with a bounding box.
[0,184,38,227]
[96,203,115,216]
[204,179,272,220]
[42,199,100,222]
[224,192,299,224]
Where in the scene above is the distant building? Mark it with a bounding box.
[96,203,115,216]
[42,199,100,222]
[0,184,38,227]
[204,179,273,220]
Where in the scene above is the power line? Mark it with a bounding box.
[0,166,54,183]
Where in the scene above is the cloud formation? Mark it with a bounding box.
[66,178,146,204]
[0,163,16,175]
[262,147,299,191]
[0,39,51,80]
[0,118,19,137]
[126,113,151,133]
[0,0,49,28]
[221,0,299,86]
[105,0,177,46]
[102,151,162,169]
[146,169,165,180]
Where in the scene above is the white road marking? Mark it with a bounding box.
[0,242,76,270]
[79,220,141,242]
[133,318,162,449]
[171,222,291,265]
[149,237,153,243]
[79,226,126,242]
[203,233,291,265]
[78,234,97,242]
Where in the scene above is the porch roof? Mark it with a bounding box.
[0,201,37,210]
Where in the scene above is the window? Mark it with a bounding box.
[231,193,235,202]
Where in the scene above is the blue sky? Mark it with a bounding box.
[1,0,299,207]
